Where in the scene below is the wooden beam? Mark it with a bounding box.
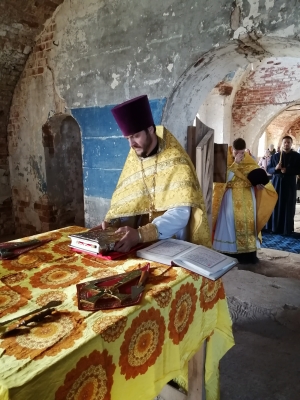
[187,126,196,167]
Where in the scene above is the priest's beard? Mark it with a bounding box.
[133,131,153,158]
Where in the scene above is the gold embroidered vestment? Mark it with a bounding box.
[212,149,278,253]
[105,126,211,247]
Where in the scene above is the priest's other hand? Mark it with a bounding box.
[234,153,244,164]
[114,226,139,252]
[256,184,265,190]
[281,167,286,173]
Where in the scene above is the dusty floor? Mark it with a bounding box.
[2,207,300,400]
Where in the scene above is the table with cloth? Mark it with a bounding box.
[0,226,234,400]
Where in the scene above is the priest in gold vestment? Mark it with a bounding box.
[212,138,278,264]
[98,95,211,251]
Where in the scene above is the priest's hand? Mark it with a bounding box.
[256,184,265,190]
[275,163,281,170]
[281,167,286,173]
[114,226,140,252]
[234,153,244,164]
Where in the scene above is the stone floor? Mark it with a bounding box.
[2,207,300,400]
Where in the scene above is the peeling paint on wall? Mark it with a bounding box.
[167,63,173,72]
[111,73,120,89]
[29,156,47,193]
[265,0,275,11]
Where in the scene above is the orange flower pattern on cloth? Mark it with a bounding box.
[90,256,129,268]
[0,285,32,317]
[2,251,54,272]
[186,270,201,281]
[36,290,68,306]
[52,239,75,256]
[57,226,87,235]
[92,269,119,279]
[1,272,27,285]
[149,285,172,308]
[30,264,88,289]
[168,282,197,344]
[80,255,112,269]
[119,307,166,379]
[92,315,127,342]
[199,278,226,311]
[0,311,86,360]
[55,349,116,400]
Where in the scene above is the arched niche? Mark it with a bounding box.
[41,113,84,229]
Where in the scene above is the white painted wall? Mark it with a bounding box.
[197,89,225,143]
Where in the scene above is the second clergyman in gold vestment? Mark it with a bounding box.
[212,138,277,264]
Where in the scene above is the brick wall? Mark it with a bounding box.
[232,59,300,130]
[287,117,300,149]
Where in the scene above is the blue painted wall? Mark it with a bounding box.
[71,98,167,199]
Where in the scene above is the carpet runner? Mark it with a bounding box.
[261,231,300,254]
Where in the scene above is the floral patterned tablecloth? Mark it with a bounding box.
[0,227,234,400]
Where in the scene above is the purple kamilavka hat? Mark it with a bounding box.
[111,95,154,136]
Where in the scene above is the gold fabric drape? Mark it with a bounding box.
[105,126,211,247]
[212,148,278,253]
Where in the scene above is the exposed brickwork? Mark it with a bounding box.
[216,81,233,96]
[232,60,300,129]
[265,110,300,148]
[289,118,300,140]
[7,19,57,151]
[0,0,63,236]
[5,17,60,234]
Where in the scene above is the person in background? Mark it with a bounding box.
[95,94,211,252]
[266,135,300,235]
[269,144,276,156]
[258,149,272,180]
[212,138,277,264]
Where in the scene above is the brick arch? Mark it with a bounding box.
[162,37,300,151]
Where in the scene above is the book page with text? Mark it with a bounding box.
[143,241,193,258]
[182,247,226,269]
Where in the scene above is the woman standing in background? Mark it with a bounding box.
[258,149,272,180]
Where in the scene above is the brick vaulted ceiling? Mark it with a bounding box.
[0,0,63,147]
[264,103,300,149]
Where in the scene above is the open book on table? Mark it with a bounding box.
[136,239,238,280]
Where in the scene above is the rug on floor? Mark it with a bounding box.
[261,231,300,254]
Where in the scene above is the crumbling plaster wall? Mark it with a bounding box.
[232,57,300,155]
[197,67,249,144]
[9,67,57,235]
[8,0,300,229]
